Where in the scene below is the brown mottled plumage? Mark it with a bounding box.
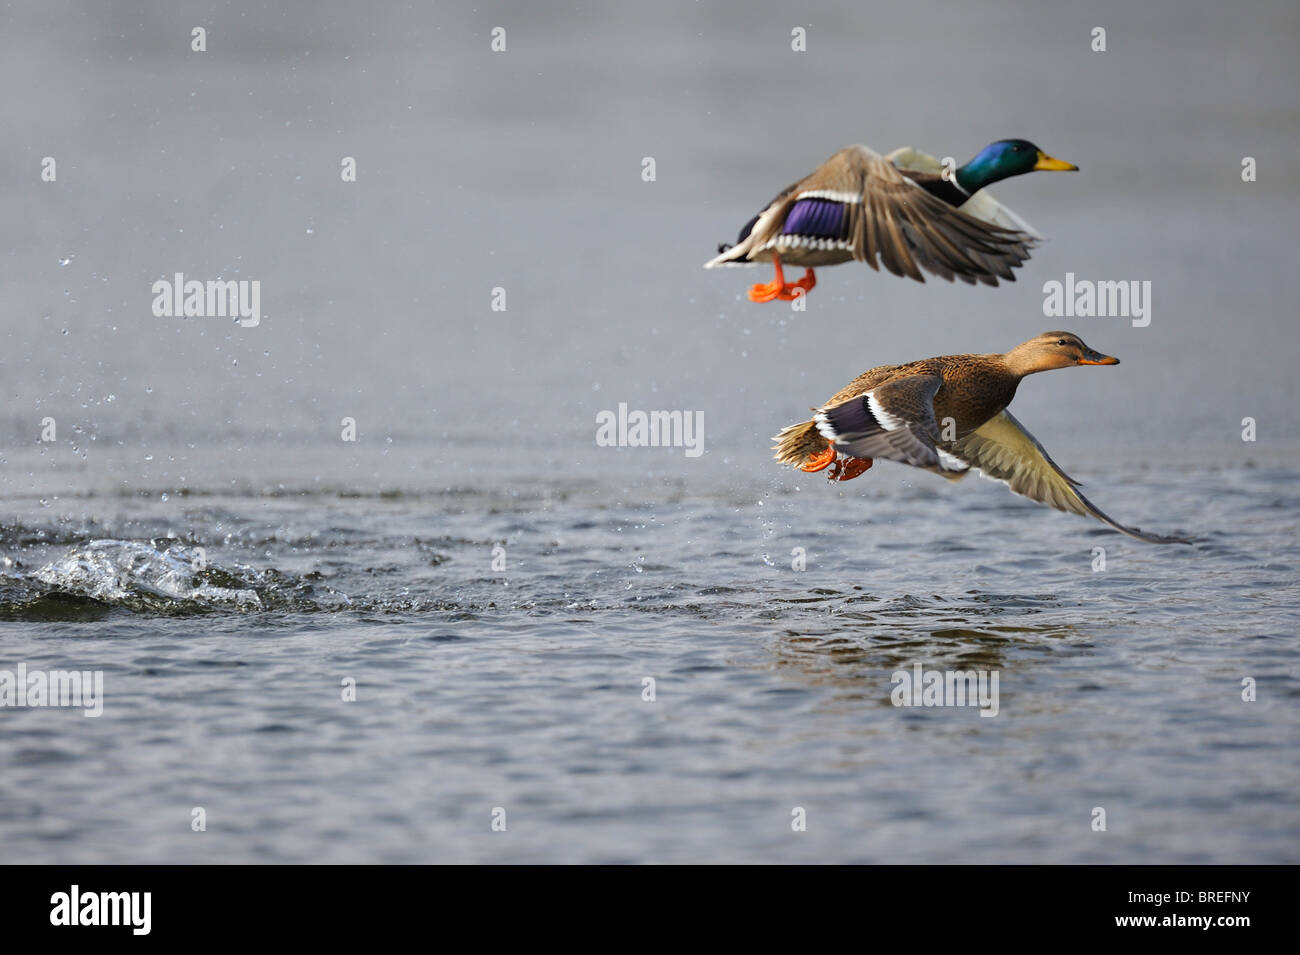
[772,332,1191,544]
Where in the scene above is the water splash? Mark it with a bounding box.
[29,539,263,612]
[1,539,352,616]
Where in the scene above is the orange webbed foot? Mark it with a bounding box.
[800,444,836,473]
[751,268,817,303]
[829,457,873,482]
[776,268,817,301]
[746,255,816,303]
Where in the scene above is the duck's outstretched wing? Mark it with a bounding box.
[815,375,970,472]
[947,410,1193,544]
[706,146,1035,284]
[886,146,1045,240]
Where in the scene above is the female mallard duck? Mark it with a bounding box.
[706,139,1077,302]
[771,332,1189,543]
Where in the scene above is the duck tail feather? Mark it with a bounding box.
[771,419,822,467]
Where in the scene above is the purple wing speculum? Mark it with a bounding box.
[781,198,850,240]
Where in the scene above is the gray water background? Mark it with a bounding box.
[0,0,1297,863]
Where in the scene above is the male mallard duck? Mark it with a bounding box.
[706,139,1077,302]
[771,331,1189,543]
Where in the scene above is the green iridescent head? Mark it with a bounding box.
[956,139,1077,194]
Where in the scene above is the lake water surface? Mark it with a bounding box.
[1,0,1297,863]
